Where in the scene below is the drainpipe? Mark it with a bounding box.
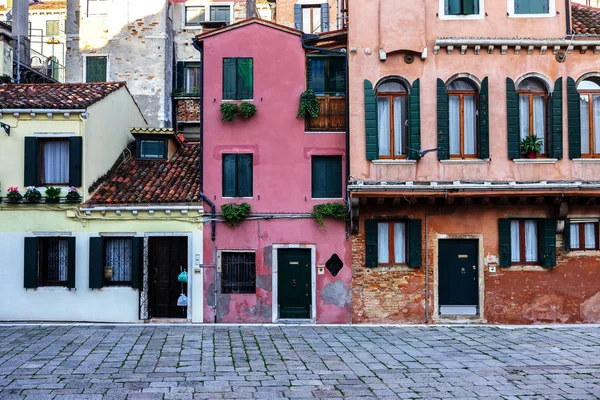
[192,37,218,323]
[565,0,572,35]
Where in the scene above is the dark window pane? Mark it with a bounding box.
[210,5,231,23]
[86,56,107,82]
[221,252,256,294]
[236,58,253,100]
[312,156,342,198]
[307,58,326,94]
[223,58,238,100]
[222,154,253,197]
[39,238,68,286]
[140,140,165,159]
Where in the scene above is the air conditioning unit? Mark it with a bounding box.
[0,41,13,79]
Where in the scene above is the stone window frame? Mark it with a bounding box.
[438,0,486,20]
[182,1,234,29]
[507,0,556,18]
[82,54,109,83]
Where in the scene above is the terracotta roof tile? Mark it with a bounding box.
[0,82,126,109]
[87,144,200,205]
[572,3,600,35]
[30,1,66,10]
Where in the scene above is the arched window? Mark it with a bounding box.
[377,80,409,158]
[447,79,478,158]
[578,77,600,157]
[517,77,548,155]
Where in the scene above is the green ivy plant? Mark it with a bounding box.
[45,186,62,199]
[297,90,320,119]
[220,103,239,122]
[239,102,257,119]
[311,202,348,230]
[221,202,251,227]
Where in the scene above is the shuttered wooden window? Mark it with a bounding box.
[24,137,82,187]
[514,0,549,14]
[89,237,141,289]
[445,0,479,15]
[567,77,582,159]
[222,154,253,197]
[364,219,422,268]
[439,78,479,159]
[85,56,107,82]
[24,237,76,288]
[223,58,253,100]
[498,218,556,268]
[311,156,342,198]
[517,78,548,156]
[407,79,421,160]
[377,80,409,159]
[576,78,600,158]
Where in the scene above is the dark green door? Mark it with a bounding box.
[278,249,311,319]
[438,239,479,314]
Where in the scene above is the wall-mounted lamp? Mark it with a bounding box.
[0,122,10,136]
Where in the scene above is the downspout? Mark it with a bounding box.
[565,0,572,35]
[193,37,218,323]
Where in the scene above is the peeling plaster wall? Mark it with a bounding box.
[353,204,600,324]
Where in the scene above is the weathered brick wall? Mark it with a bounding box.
[176,99,200,123]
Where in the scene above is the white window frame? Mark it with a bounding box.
[438,0,485,20]
[82,54,109,83]
[182,1,234,29]
[569,219,600,251]
[507,0,556,18]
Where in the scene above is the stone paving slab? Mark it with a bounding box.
[0,325,599,399]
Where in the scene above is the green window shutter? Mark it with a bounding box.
[479,77,490,159]
[506,78,520,160]
[89,237,104,289]
[69,136,83,187]
[407,219,422,268]
[311,157,326,198]
[294,4,302,31]
[67,237,76,289]
[539,219,556,268]
[365,219,378,268]
[408,79,421,160]
[448,0,462,14]
[222,154,237,197]
[549,78,563,159]
[237,154,253,197]
[176,61,185,91]
[437,78,450,160]
[462,0,476,14]
[236,58,253,100]
[325,156,342,198]
[86,56,107,82]
[567,77,581,159]
[514,0,530,14]
[222,58,237,100]
[564,219,571,252]
[24,237,39,289]
[24,137,40,187]
[530,0,548,13]
[498,218,511,267]
[364,80,379,161]
[131,237,142,289]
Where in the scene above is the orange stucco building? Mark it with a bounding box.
[348,0,600,324]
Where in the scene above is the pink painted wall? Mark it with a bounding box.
[348,0,600,182]
[199,21,350,323]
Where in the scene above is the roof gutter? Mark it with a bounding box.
[0,109,87,114]
[348,182,600,191]
[435,37,600,46]
[80,205,204,212]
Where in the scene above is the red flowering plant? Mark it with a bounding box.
[6,186,23,203]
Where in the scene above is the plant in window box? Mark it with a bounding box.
[6,186,23,204]
[239,101,257,119]
[44,186,62,203]
[220,103,239,122]
[220,202,251,227]
[65,186,82,204]
[520,135,542,159]
[297,90,320,119]
[311,202,348,230]
[24,186,42,203]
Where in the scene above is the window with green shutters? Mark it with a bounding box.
[364,219,422,268]
[24,237,76,289]
[222,154,253,198]
[311,156,342,198]
[46,20,59,36]
[498,218,556,268]
[89,237,141,289]
[444,0,479,15]
[24,136,82,187]
[85,56,107,82]
[223,58,253,100]
[513,0,550,14]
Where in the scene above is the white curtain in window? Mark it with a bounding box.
[378,98,391,156]
[585,223,596,249]
[510,220,520,262]
[570,223,580,249]
[525,220,538,262]
[106,239,133,282]
[44,141,69,184]
[464,96,477,155]
[449,96,460,155]
[594,96,600,154]
[533,96,545,153]
[377,223,389,263]
[581,95,591,154]
[519,95,530,141]
[393,222,406,264]
[393,97,406,156]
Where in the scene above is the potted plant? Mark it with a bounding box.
[65,187,82,204]
[520,135,542,159]
[6,186,22,204]
[220,103,239,122]
[45,186,62,204]
[297,90,320,119]
[24,186,42,203]
[239,101,257,119]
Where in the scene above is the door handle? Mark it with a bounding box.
[292,279,296,288]
[461,267,466,275]
[153,267,158,284]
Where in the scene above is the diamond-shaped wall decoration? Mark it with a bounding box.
[325,254,343,277]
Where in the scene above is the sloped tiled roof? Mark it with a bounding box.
[0,82,125,110]
[0,1,66,12]
[572,3,600,35]
[87,144,200,205]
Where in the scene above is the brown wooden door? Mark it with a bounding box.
[149,237,188,318]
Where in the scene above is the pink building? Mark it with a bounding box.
[195,19,350,323]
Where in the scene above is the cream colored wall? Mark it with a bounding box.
[0,115,82,197]
[85,88,146,197]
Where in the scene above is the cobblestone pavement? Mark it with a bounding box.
[0,325,600,399]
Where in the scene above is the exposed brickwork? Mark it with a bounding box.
[176,98,200,122]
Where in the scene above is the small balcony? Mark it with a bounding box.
[305,95,346,132]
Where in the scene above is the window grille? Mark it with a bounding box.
[39,237,68,285]
[221,252,256,294]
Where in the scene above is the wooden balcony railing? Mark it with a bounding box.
[305,95,346,132]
